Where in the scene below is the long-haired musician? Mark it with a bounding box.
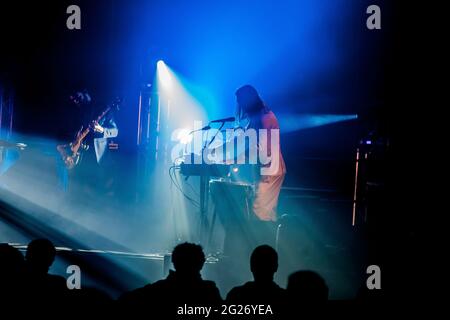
[234,85,286,222]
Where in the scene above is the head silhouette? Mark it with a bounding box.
[235,85,266,118]
[250,245,278,282]
[171,242,205,275]
[287,271,328,302]
[25,238,56,274]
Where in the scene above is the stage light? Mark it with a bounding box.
[279,113,359,133]
[157,60,172,89]
[153,61,207,137]
[156,59,164,68]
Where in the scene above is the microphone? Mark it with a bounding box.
[188,117,235,134]
[210,117,235,124]
[189,125,211,134]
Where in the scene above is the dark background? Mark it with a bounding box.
[1,0,422,300]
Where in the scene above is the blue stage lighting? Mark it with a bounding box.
[279,113,359,133]
[157,60,172,89]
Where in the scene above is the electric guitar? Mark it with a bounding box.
[57,98,120,169]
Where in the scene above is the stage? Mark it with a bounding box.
[0,0,400,309]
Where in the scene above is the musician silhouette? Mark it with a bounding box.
[234,85,286,222]
[57,91,118,195]
[206,86,287,258]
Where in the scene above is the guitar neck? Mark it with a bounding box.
[79,127,91,139]
[73,106,114,146]
[96,107,111,123]
[83,107,111,137]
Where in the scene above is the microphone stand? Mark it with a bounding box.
[198,120,226,246]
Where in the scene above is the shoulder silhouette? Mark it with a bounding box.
[119,242,222,313]
[24,238,68,304]
[287,270,328,304]
[0,243,26,303]
[226,245,286,308]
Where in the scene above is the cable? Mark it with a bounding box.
[168,165,200,208]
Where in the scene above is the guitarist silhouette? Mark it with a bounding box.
[57,90,119,195]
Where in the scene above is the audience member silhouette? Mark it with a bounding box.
[119,242,222,313]
[287,270,328,303]
[0,243,25,303]
[1,237,337,314]
[24,238,68,303]
[226,245,286,311]
[69,285,113,314]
